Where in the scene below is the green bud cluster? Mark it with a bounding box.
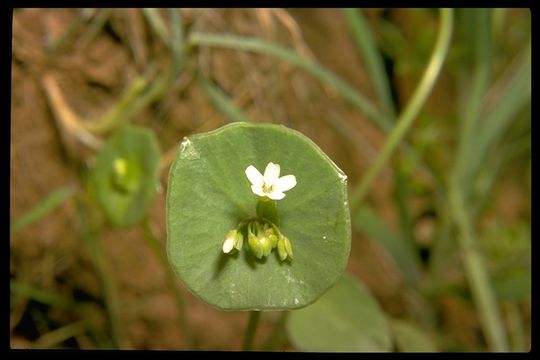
[111,157,139,194]
[222,219,293,262]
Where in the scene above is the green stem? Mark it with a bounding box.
[242,311,261,351]
[261,311,289,351]
[448,179,508,351]
[141,219,195,349]
[349,8,454,209]
[188,32,391,131]
[76,198,126,349]
[83,77,148,134]
[503,301,526,351]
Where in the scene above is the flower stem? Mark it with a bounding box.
[349,8,454,209]
[141,219,195,349]
[75,197,127,349]
[242,311,261,351]
[261,311,289,350]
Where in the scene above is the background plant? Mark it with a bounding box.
[10,8,530,351]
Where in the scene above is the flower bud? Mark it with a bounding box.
[234,230,243,251]
[247,222,273,259]
[263,227,279,248]
[222,229,242,254]
[248,231,264,259]
[277,235,293,261]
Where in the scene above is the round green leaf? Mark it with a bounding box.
[91,125,161,228]
[167,123,350,310]
[389,319,437,352]
[287,273,392,351]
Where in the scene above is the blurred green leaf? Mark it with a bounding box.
[353,206,421,286]
[287,273,392,351]
[389,318,437,352]
[91,125,161,228]
[167,123,351,310]
[11,186,77,234]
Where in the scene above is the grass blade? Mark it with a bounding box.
[196,74,253,123]
[10,280,79,310]
[463,45,531,187]
[188,32,391,131]
[142,8,171,48]
[11,186,77,234]
[342,9,396,118]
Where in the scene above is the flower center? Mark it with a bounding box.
[262,182,275,194]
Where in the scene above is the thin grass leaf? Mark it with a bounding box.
[168,8,185,77]
[342,9,396,118]
[349,9,454,208]
[454,9,493,189]
[34,320,91,348]
[196,74,253,123]
[188,32,391,131]
[448,179,509,351]
[142,8,171,48]
[76,9,112,50]
[47,9,95,56]
[10,280,79,310]
[466,45,531,184]
[11,186,77,234]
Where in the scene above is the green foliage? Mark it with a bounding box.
[287,273,391,351]
[91,125,161,228]
[167,123,351,310]
[389,319,437,352]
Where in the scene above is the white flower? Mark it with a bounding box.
[245,162,297,200]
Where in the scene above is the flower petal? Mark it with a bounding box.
[251,184,267,197]
[222,238,235,253]
[267,191,286,200]
[263,162,280,184]
[245,165,263,186]
[276,175,297,192]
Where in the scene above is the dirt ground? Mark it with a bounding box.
[10,8,530,350]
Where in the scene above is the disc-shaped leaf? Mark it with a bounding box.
[287,273,392,351]
[167,123,350,310]
[389,319,437,352]
[91,125,161,228]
